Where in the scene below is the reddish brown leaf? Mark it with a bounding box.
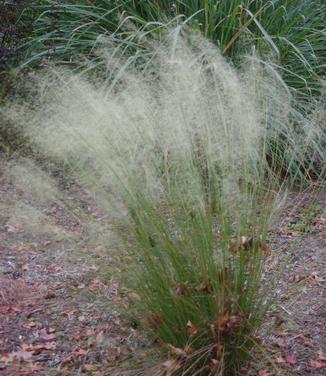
[73,348,88,356]
[73,333,85,341]
[214,343,223,360]
[186,320,198,336]
[48,264,61,273]
[274,315,285,327]
[23,321,37,329]
[309,359,326,369]
[219,315,229,328]
[0,307,11,314]
[21,342,56,354]
[277,338,287,348]
[258,370,271,376]
[303,338,313,347]
[43,291,56,299]
[0,353,14,365]
[145,314,161,329]
[286,354,297,366]
[261,243,269,256]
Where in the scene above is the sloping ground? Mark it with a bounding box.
[0,163,148,375]
[258,192,326,376]
[0,161,325,375]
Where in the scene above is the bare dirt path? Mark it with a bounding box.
[0,161,325,375]
[0,163,145,375]
[259,191,326,376]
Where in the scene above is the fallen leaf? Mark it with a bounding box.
[96,331,104,345]
[167,344,187,358]
[292,273,302,283]
[0,306,20,314]
[309,271,325,283]
[277,338,287,348]
[258,370,271,376]
[12,350,33,361]
[176,283,190,297]
[162,359,181,375]
[48,265,61,273]
[39,328,56,342]
[186,320,198,336]
[0,353,14,365]
[274,315,285,327]
[0,307,12,314]
[23,321,37,329]
[199,281,213,294]
[275,356,286,364]
[317,349,326,360]
[43,291,56,299]
[144,314,161,329]
[230,236,253,252]
[303,338,313,347]
[73,348,88,356]
[89,265,99,272]
[88,278,106,292]
[214,343,223,360]
[261,243,269,257]
[22,342,56,354]
[112,294,123,302]
[73,333,85,341]
[309,359,326,369]
[18,264,29,271]
[209,358,220,371]
[5,225,18,233]
[85,327,95,336]
[84,364,96,371]
[286,354,297,366]
[240,236,253,249]
[66,310,76,320]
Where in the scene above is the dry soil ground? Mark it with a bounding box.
[0,162,325,375]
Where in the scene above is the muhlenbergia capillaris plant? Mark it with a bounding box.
[11,28,325,375]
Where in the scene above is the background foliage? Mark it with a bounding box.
[20,0,326,98]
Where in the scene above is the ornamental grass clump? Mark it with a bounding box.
[11,29,324,374]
